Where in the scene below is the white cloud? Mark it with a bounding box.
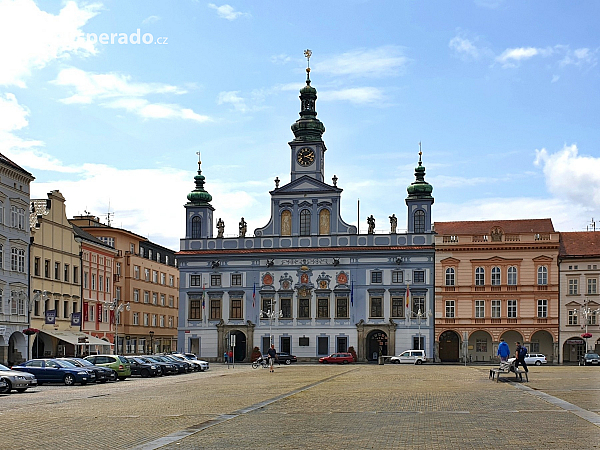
[0,0,99,87]
[217,90,248,112]
[316,46,409,78]
[270,54,291,64]
[449,36,481,60]
[496,47,539,66]
[53,68,209,122]
[142,15,161,24]
[551,75,560,83]
[319,87,385,104]
[207,3,249,21]
[0,93,29,132]
[559,47,598,68]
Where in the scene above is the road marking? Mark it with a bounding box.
[511,382,600,427]
[133,368,358,450]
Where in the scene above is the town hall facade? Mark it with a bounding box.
[177,65,436,362]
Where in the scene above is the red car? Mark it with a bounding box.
[319,353,354,364]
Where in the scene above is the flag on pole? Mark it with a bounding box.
[350,279,354,307]
[202,283,205,309]
[405,283,410,310]
[252,282,256,308]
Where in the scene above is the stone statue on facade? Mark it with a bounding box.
[216,218,225,238]
[367,215,375,234]
[389,214,397,234]
[239,217,247,237]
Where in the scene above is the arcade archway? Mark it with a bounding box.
[439,330,460,362]
[366,330,388,361]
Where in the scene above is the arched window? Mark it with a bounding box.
[280,210,291,236]
[191,216,201,239]
[537,266,548,285]
[319,209,330,235]
[445,267,455,286]
[475,267,485,286]
[300,209,311,236]
[491,267,501,285]
[414,210,425,233]
[507,266,517,285]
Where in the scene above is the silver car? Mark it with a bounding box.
[0,363,38,393]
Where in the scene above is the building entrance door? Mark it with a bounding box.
[337,336,348,353]
[231,330,246,362]
[366,330,387,361]
[439,330,460,362]
[280,336,291,354]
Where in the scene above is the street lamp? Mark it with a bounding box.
[578,299,600,352]
[261,300,283,347]
[149,330,155,354]
[103,298,130,355]
[412,308,432,350]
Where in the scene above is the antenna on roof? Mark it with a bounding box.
[588,218,596,232]
[84,208,90,215]
[105,200,114,227]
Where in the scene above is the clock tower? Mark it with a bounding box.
[290,49,326,182]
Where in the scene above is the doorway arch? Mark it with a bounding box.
[366,330,388,361]
[563,337,585,363]
[8,332,26,366]
[230,330,246,362]
[439,330,460,362]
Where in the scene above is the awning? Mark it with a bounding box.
[40,329,113,346]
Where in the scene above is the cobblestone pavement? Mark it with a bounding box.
[2,364,599,449]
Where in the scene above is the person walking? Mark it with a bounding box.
[497,338,510,362]
[267,344,277,373]
[514,341,528,373]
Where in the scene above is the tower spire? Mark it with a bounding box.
[187,152,213,205]
[407,144,433,199]
[291,49,325,141]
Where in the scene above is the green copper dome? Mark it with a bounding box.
[291,69,325,141]
[407,152,433,199]
[187,159,213,205]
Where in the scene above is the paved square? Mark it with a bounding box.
[2,364,599,449]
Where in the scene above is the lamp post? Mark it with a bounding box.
[579,299,600,352]
[149,330,155,354]
[103,298,130,355]
[261,300,283,347]
[412,308,432,350]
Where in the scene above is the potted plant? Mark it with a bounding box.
[22,328,39,336]
[348,346,358,362]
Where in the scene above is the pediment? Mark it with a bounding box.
[272,175,341,195]
[533,255,554,262]
[441,257,460,265]
[565,301,582,307]
[471,256,523,263]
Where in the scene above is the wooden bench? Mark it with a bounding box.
[489,362,528,382]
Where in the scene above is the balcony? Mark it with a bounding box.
[491,286,501,292]
[444,286,455,292]
[475,318,485,324]
[475,286,485,292]
[444,318,456,324]
[507,286,517,291]
[536,318,548,324]
[491,319,502,324]
[537,285,548,291]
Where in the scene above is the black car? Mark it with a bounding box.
[581,352,600,366]
[140,356,178,375]
[156,355,190,373]
[126,357,159,377]
[59,358,113,383]
[276,353,298,365]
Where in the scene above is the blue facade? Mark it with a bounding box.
[177,72,435,362]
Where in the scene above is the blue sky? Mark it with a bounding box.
[1,0,599,249]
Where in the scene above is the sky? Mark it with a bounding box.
[1,0,600,250]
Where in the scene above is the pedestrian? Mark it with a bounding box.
[224,351,228,364]
[267,344,277,373]
[228,350,233,363]
[497,338,510,362]
[514,341,528,373]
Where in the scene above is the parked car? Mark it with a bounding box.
[580,352,600,366]
[156,355,190,373]
[12,359,95,386]
[170,354,204,371]
[126,357,159,377]
[183,353,210,371]
[524,353,547,366]
[319,353,354,364]
[84,355,131,380]
[141,356,178,375]
[0,363,38,393]
[59,358,113,383]
[276,353,297,365]
[390,350,427,365]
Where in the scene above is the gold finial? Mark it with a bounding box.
[418,142,422,163]
[304,49,312,73]
[196,151,201,167]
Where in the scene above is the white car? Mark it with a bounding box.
[524,353,547,366]
[181,353,209,371]
[390,349,427,365]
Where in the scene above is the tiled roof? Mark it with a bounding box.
[176,245,433,256]
[434,219,555,235]
[559,231,600,257]
[72,224,116,251]
[29,199,49,229]
[0,152,34,178]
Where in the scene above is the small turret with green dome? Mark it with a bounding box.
[291,49,325,142]
[187,153,213,206]
[407,147,433,200]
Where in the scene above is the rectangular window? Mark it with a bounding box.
[116,262,121,275]
[281,298,292,318]
[317,336,328,355]
[491,269,500,286]
[133,289,139,303]
[54,262,60,280]
[391,297,404,317]
[152,314,157,327]
[491,300,501,318]
[371,271,382,284]
[261,298,273,318]
[160,315,165,327]
[412,296,425,316]
[392,271,403,283]
[507,267,517,285]
[153,271,158,283]
[413,336,425,350]
[106,276,110,292]
[91,274,96,291]
[537,299,548,318]
[189,300,201,319]
[144,313,149,326]
[211,274,221,287]
[64,264,69,282]
[83,272,88,289]
[133,312,139,325]
[445,300,455,318]
[34,257,40,276]
[168,316,174,328]
[588,278,597,295]
[144,269,150,281]
[190,275,202,287]
[230,299,242,319]
[317,298,329,318]
[568,279,578,295]
[590,312,597,326]
[161,273,166,285]
[115,286,121,301]
[507,300,517,318]
[169,275,174,287]
[299,337,309,346]
[231,274,242,286]
[134,266,140,279]
[298,298,310,318]
[475,300,485,318]
[160,294,165,306]
[45,259,50,278]
[73,266,79,284]
[152,293,157,305]
[370,297,383,317]
[336,297,349,318]
[144,291,149,303]
[63,300,69,319]
[168,296,174,307]
[210,299,221,320]
[476,339,488,352]
[568,310,578,325]
[99,276,104,293]
[130,243,135,254]
[413,270,425,283]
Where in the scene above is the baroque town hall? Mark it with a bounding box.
[177,64,435,362]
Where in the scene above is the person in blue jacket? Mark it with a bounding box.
[497,338,510,362]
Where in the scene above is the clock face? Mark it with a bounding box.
[297,147,315,167]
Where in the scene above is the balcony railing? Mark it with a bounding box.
[444,286,455,292]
